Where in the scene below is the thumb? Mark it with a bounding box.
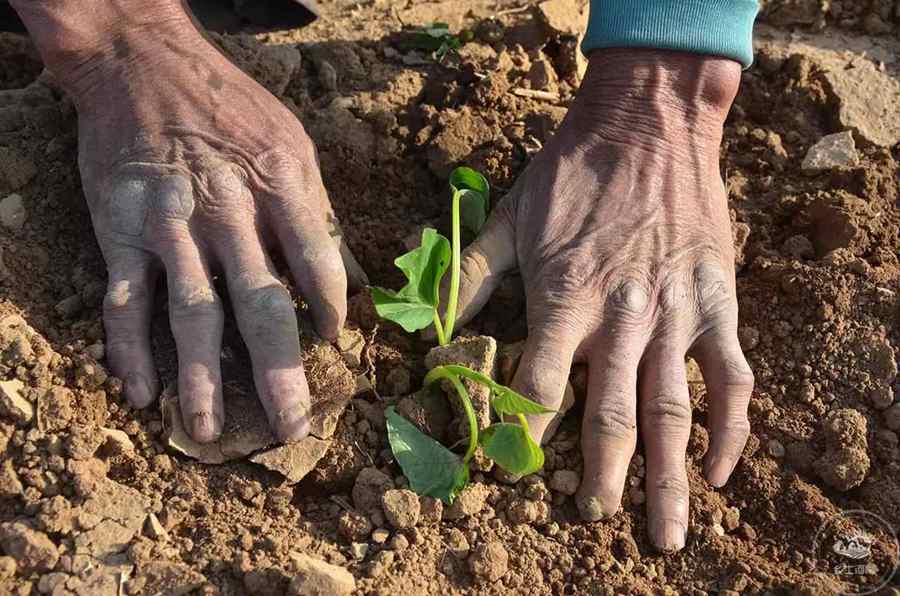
[423,196,517,340]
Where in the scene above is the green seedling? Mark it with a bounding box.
[404,22,474,61]
[372,167,552,504]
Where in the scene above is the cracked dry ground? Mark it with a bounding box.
[1,0,899,594]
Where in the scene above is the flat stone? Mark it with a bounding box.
[288,552,355,596]
[821,61,900,147]
[537,0,588,37]
[75,478,150,558]
[250,436,332,483]
[0,194,25,229]
[801,131,859,173]
[0,378,32,424]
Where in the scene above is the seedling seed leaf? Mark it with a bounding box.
[449,167,490,234]
[370,227,450,332]
[491,386,555,416]
[385,407,469,504]
[369,288,435,333]
[480,423,544,476]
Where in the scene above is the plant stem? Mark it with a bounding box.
[442,188,462,343]
[425,367,479,465]
[432,311,447,346]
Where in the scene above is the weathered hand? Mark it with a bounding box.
[13,1,360,443]
[453,50,754,551]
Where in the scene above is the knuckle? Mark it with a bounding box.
[649,473,690,496]
[169,285,223,322]
[693,260,734,316]
[584,402,637,443]
[643,394,692,426]
[604,276,651,326]
[240,283,295,320]
[723,357,755,394]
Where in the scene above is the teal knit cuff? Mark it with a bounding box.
[582,0,759,68]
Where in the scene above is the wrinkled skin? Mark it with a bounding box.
[12,2,363,443]
[451,50,754,551]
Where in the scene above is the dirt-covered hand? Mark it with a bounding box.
[11,1,363,443]
[452,50,754,551]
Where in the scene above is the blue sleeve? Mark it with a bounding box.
[582,0,759,68]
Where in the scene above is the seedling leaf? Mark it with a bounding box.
[370,227,450,332]
[385,407,469,504]
[490,386,555,417]
[480,423,544,476]
[449,167,490,234]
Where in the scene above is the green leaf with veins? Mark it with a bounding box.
[385,407,469,504]
[480,423,545,476]
[370,227,450,333]
[449,167,490,234]
[490,385,554,417]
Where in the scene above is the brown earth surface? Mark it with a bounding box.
[1,0,899,594]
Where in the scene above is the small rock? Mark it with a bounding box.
[0,378,33,424]
[100,427,134,455]
[548,470,579,496]
[317,60,338,92]
[797,380,816,404]
[143,513,167,540]
[802,131,859,173]
[820,64,900,147]
[813,408,870,491]
[419,496,443,525]
[370,528,389,544]
[0,460,23,497]
[0,194,26,229]
[537,0,588,37]
[336,328,365,368]
[349,542,368,560]
[723,507,741,532]
[507,497,548,525]
[0,521,59,574]
[469,542,508,582]
[628,487,646,506]
[443,483,489,520]
[712,523,726,536]
[288,552,355,596]
[526,58,557,91]
[84,343,105,361]
[250,436,332,483]
[338,510,373,542]
[352,467,394,513]
[767,439,785,458]
[381,489,420,529]
[37,571,67,594]
[445,528,470,558]
[0,556,15,580]
[389,534,409,552]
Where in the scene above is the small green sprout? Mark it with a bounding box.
[405,22,474,61]
[371,167,551,504]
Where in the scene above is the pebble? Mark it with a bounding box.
[445,527,470,558]
[548,470,580,496]
[389,534,409,552]
[100,427,134,454]
[337,511,373,542]
[143,513,167,540]
[0,379,33,424]
[628,487,646,506]
[381,489,420,529]
[288,552,356,596]
[349,542,368,560]
[370,528,389,544]
[468,542,508,582]
[444,483,488,520]
[884,404,900,431]
[0,194,26,229]
[723,507,741,532]
[801,131,859,173]
[419,496,443,525]
[507,497,549,525]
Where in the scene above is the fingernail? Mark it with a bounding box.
[124,373,154,408]
[576,495,614,522]
[654,519,686,553]
[191,412,222,444]
[705,455,737,487]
